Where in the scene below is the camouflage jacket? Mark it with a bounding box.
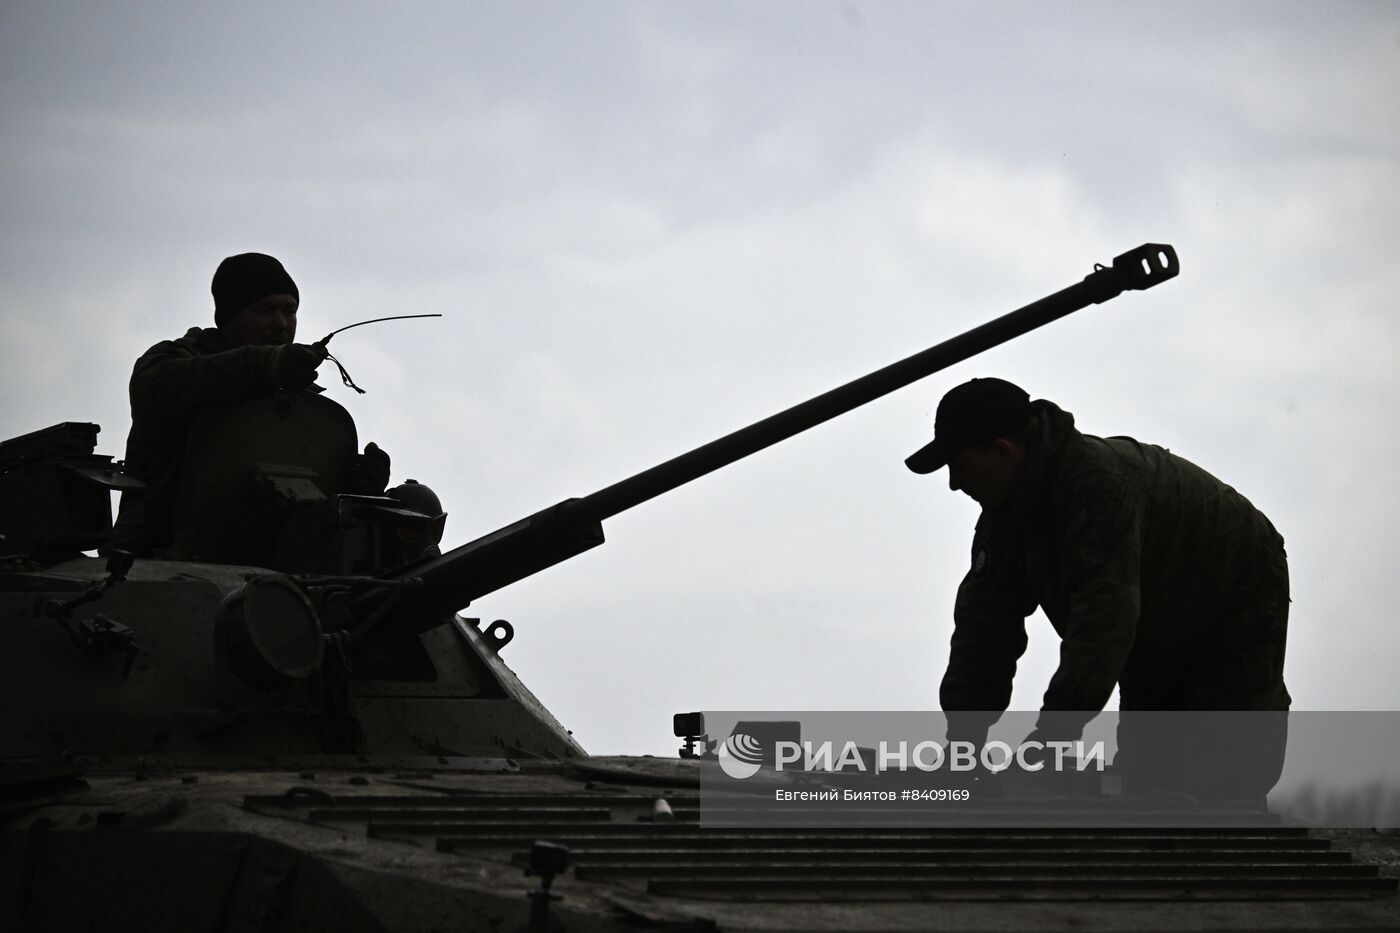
[939,400,1287,725]
[112,327,312,554]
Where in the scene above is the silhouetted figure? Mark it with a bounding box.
[112,253,391,556]
[908,378,1290,798]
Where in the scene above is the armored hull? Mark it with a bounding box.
[3,556,1396,932]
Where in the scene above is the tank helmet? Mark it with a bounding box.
[387,479,446,545]
[388,479,442,516]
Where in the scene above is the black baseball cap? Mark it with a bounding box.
[905,377,1031,474]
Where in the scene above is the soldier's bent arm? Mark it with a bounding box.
[129,336,280,438]
[940,525,1035,717]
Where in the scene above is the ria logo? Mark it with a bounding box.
[717,732,765,780]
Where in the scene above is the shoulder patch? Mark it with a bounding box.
[972,543,990,580]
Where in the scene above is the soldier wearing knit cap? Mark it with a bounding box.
[111,253,390,555]
[212,252,299,327]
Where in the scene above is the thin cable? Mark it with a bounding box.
[319,313,442,345]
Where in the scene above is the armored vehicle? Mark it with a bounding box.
[3,246,1396,931]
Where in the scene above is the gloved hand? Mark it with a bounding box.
[270,342,328,390]
[349,442,391,495]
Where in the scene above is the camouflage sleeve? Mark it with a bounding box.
[1040,469,1144,712]
[940,522,1036,727]
[129,339,279,443]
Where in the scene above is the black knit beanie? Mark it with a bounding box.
[212,253,299,325]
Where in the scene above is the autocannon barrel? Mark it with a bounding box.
[335,243,1178,636]
[573,243,1178,523]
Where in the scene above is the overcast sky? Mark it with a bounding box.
[3,1,1397,755]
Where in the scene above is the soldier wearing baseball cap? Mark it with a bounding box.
[910,377,1291,798]
[905,377,1032,500]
